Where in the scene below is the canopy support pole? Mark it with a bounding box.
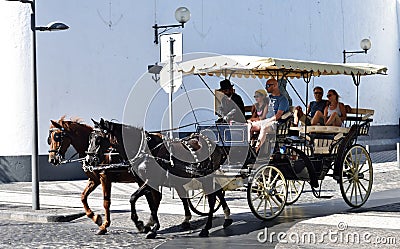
[302,71,313,134]
[168,37,175,166]
[351,72,361,126]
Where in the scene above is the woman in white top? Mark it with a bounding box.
[313,89,347,127]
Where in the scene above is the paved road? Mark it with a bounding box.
[0,154,399,248]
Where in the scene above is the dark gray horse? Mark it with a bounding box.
[89,118,233,238]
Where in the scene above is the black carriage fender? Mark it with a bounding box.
[285,145,319,188]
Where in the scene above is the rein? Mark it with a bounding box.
[149,118,216,133]
[60,153,85,164]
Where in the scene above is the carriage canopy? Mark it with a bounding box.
[177,55,387,79]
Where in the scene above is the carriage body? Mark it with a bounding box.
[172,55,386,220]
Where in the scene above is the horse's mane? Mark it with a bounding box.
[56,115,93,130]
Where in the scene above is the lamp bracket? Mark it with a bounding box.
[153,23,184,44]
[343,49,368,63]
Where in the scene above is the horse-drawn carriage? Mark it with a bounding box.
[170,55,386,219]
[48,55,387,238]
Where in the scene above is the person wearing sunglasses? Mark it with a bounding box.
[247,89,270,141]
[293,86,328,126]
[252,78,289,152]
[313,89,347,126]
[249,89,269,122]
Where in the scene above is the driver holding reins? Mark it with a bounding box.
[216,79,246,123]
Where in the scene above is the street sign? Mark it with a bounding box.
[160,32,182,63]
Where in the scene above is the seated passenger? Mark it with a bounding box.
[313,89,347,127]
[247,89,269,140]
[216,79,245,123]
[254,79,289,152]
[293,86,328,126]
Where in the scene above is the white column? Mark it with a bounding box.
[0,3,32,156]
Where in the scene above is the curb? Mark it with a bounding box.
[0,209,85,223]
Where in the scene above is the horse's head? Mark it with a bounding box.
[84,118,125,167]
[48,120,73,165]
[84,127,112,167]
[48,118,93,166]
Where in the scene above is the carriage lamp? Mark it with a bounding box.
[5,0,69,210]
[152,7,191,44]
[343,38,371,63]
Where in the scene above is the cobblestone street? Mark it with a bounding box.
[0,151,399,248]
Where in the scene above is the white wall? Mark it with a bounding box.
[1,0,399,156]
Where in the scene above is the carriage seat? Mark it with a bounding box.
[343,107,374,135]
[291,126,349,154]
[249,106,294,150]
[286,107,374,154]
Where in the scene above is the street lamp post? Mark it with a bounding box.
[5,0,69,210]
[343,38,372,63]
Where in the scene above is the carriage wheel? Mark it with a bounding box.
[187,189,222,216]
[286,180,304,205]
[247,165,287,220]
[339,144,373,208]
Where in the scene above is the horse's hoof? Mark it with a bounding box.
[199,229,209,237]
[146,231,157,239]
[135,220,145,232]
[181,221,191,230]
[223,219,233,228]
[96,229,107,235]
[143,226,151,234]
[95,215,103,227]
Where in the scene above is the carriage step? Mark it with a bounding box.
[316,195,333,199]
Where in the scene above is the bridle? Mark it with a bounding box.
[48,127,80,164]
[83,127,126,171]
[48,127,68,155]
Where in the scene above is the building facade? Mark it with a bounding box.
[0,0,399,182]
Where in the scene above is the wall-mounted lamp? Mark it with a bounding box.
[36,21,69,31]
[152,7,190,44]
[343,38,371,63]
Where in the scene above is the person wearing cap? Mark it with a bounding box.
[247,89,270,144]
[254,78,289,152]
[216,79,245,123]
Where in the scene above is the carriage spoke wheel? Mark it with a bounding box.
[286,180,304,205]
[187,189,222,216]
[339,145,373,208]
[247,165,287,220]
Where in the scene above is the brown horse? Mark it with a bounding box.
[48,117,139,235]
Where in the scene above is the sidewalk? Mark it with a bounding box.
[275,200,400,248]
[0,178,250,223]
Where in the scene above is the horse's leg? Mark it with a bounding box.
[97,173,112,235]
[174,186,192,230]
[142,187,162,231]
[199,192,216,237]
[130,184,148,232]
[81,178,102,227]
[179,197,192,230]
[216,189,233,228]
[144,189,162,239]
